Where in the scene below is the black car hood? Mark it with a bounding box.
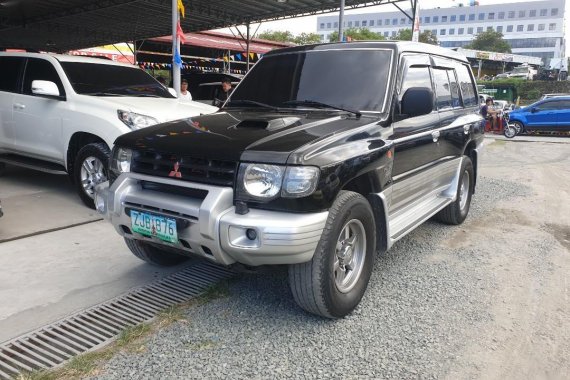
[115,110,380,164]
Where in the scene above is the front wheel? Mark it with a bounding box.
[504,124,517,138]
[288,191,376,318]
[511,121,524,135]
[73,142,110,208]
[434,156,474,225]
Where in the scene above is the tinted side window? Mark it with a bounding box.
[431,68,452,110]
[447,70,461,108]
[456,64,477,106]
[23,58,65,96]
[0,57,25,93]
[399,66,432,101]
[537,101,559,110]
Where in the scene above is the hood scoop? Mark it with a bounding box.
[235,117,301,131]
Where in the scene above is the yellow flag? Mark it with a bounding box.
[249,52,254,60]
[177,0,185,18]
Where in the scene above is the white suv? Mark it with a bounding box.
[0,52,218,208]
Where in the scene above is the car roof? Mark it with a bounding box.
[0,51,137,68]
[263,41,469,63]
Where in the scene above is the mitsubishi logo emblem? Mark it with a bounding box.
[169,161,182,178]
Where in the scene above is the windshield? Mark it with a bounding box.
[60,62,174,98]
[229,49,393,112]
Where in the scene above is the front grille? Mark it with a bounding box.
[131,150,237,187]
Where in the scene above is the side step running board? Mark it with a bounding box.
[0,154,67,175]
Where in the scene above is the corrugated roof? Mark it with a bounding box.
[0,0,407,52]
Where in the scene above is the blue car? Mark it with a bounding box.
[508,96,570,133]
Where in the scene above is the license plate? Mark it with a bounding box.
[130,210,178,244]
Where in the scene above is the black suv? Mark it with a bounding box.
[95,42,484,318]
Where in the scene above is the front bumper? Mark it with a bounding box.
[95,173,328,266]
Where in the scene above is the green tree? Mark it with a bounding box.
[328,28,385,42]
[257,30,295,43]
[293,32,322,45]
[464,30,511,53]
[393,28,438,45]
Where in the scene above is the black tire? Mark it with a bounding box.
[434,156,474,225]
[73,142,110,209]
[288,191,376,319]
[511,121,524,135]
[124,238,189,266]
[504,124,517,138]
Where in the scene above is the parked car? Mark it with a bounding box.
[95,41,484,318]
[507,96,570,133]
[0,53,217,208]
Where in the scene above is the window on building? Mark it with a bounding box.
[451,15,456,22]
[551,8,558,16]
[442,15,448,22]
[478,13,485,20]
[391,31,397,37]
[508,11,515,18]
[468,14,475,21]
[488,12,495,20]
[320,23,325,29]
[538,23,545,31]
[477,27,483,33]
[458,28,464,35]
[385,19,390,25]
[384,31,389,37]
[497,25,503,33]
[348,21,352,27]
[549,23,556,31]
[432,29,437,35]
[440,29,446,35]
[487,26,493,31]
[425,16,430,23]
[327,22,331,28]
[378,20,382,26]
[460,15,466,21]
[527,24,534,31]
[507,25,513,32]
[400,18,406,25]
[517,24,524,32]
[355,20,360,27]
[369,20,374,26]
[334,21,338,28]
[392,18,398,25]
[540,9,547,16]
[529,10,536,17]
[433,16,439,22]
[449,28,455,35]
[519,10,526,17]
[498,12,505,19]
[467,27,473,34]
[362,20,367,27]
[320,34,325,41]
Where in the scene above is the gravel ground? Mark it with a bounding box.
[91,140,570,379]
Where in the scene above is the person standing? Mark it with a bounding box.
[179,79,192,101]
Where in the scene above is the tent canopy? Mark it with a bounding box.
[0,0,408,52]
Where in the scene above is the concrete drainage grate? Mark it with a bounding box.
[0,261,234,379]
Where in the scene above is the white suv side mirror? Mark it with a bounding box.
[31,80,60,97]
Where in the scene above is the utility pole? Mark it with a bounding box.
[172,0,180,96]
[338,0,345,42]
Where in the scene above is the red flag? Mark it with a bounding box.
[176,21,186,44]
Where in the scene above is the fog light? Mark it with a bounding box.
[246,228,257,240]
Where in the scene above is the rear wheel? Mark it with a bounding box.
[124,238,189,266]
[73,142,110,208]
[434,156,474,225]
[288,191,376,318]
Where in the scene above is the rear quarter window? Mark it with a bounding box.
[0,57,25,93]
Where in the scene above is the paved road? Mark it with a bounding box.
[0,167,186,343]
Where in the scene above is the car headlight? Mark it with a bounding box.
[237,163,319,201]
[117,110,158,130]
[110,147,132,177]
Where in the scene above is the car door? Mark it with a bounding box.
[555,100,570,130]
[390,54,441,214]
[526,100,558,129]
[0,56,25,153]
[13,57,67,162]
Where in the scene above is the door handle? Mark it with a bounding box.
[431,130,440,142]
[13,103,26,110]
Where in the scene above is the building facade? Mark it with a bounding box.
[316,0,566,66]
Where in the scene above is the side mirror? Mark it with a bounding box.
[531,107,540,113]
[401,87,434,117]
[31,80,60,97]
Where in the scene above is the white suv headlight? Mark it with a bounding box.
[117,110,158,130]
[237,163,320,200]
[110,147,132,175]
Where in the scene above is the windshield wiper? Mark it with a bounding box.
[284,100,361,118]
[225,99,281,111]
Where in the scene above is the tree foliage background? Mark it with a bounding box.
[464,30,512,53]
[257,30,322,45]
[328,28,385,42]
[393,28,438,45]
